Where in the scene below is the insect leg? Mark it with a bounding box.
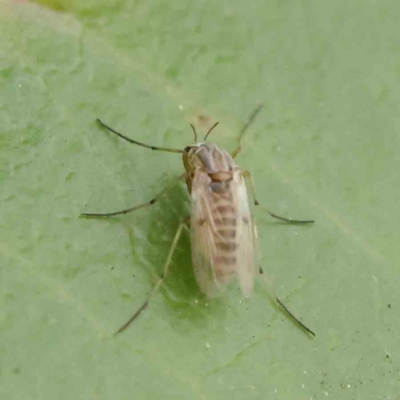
[251,217,315,337]
[96,118,183,153]
[80,173,185,218]
[260,266,315,337]
[115,221,187,335]
[231,104,263,158]
[242,171,314,224]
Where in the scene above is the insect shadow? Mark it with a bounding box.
[140,179,228,328]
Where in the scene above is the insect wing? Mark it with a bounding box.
[234,171,257,297]
[190,168,257,298]
[190,170,222,297]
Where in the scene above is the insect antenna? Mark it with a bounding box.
[203,122,220,141]
[96,119,183,153]
[190,124,198,142]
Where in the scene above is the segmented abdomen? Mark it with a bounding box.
[211,192,238,284]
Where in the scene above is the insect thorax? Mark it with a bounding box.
[183,143,236,193]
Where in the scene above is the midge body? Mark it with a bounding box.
[81,106,315,336]
[183,143,255,298]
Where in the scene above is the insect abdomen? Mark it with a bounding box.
[212,196,238,284]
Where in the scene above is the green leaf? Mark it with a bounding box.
[1,1,399,399]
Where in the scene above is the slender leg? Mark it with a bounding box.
[251,216,315,337]
[274,295,315,337]
[80,173,185,218]
[242,170,314,224]
[115,221,187,335]
[96,119,183,154]
[231,104,263,158]
[260,265,315,337]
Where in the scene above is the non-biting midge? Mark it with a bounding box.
[81,106,315,336]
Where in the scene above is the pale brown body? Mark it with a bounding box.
[82,111,315,336]
[183,143,254,297]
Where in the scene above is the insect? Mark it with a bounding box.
[81,106,315,336]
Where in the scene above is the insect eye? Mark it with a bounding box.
[184,146,193,153]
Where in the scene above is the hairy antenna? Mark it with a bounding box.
[190,124,198,142]
[203,122,220,141]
